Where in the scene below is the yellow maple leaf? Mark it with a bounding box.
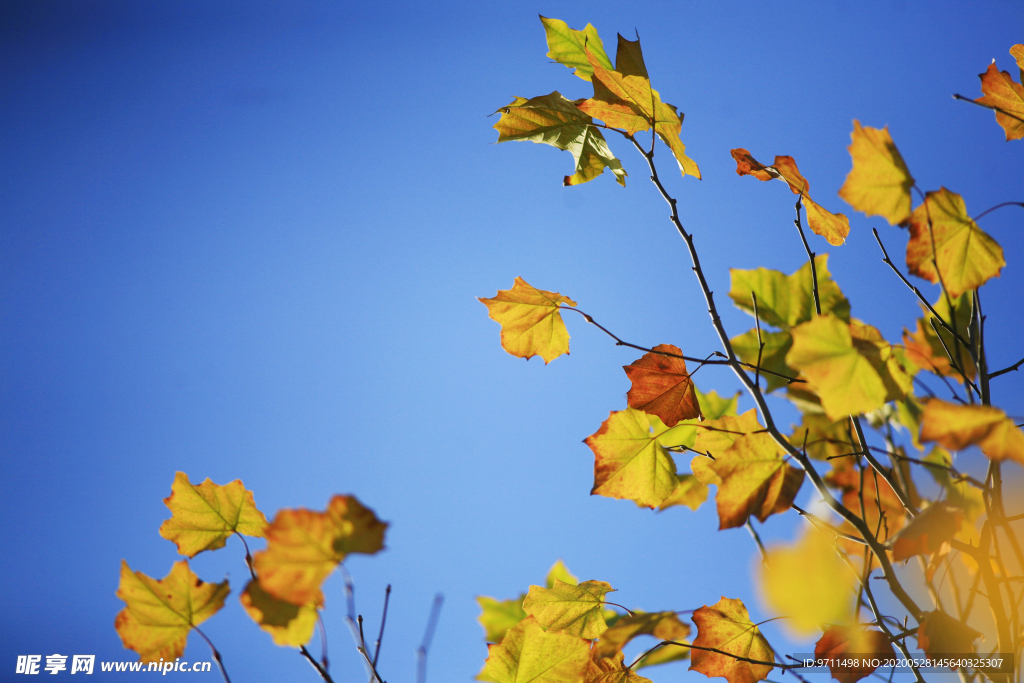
[758,529,856,636]
[838,121,915,226]
[729,255,850,330]
[690,597,774,683]
[477,616,591,683]
[479,277,577,364]
[114,560,229,663]
[657,474,709,512]
[252,494,387,605]
[239,579,320,647]
[523,579,615,639]
[587,651,654,683]
[586,408,679,508]
[906,187,1004,298]
[538,16,613,82]
[787,315,910,420]
[920,398,1024,466]
[158,471,268,557]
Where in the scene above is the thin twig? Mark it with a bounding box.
[417,594,444,683]
[752,292,764,389]
[192,627,232,683]
[793,196,821,315]
[990,356,1024,379]
[300,646,335,683]
[746,519,769,563]
[373,585,391,669]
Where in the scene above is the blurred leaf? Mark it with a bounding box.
[814,627,894,683]
[240,580,319,647]
[478,595,527,643]
[920,398,1024,465]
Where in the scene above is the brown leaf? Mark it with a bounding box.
[888,502,962,562]
[624,344,702,426]
[976,61,1024,141]
[814,626,894,683]
[916,611,981,667]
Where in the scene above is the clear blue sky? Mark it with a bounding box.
[2,1,1022,681]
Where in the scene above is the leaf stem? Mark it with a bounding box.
[952,94,1024,124]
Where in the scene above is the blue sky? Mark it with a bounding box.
[2,1,1022,681]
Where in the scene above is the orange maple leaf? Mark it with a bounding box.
[814,627,894,683]
[730,149,849,246]
[114,560,229,663]
[479,277,577,364]
[838,121,914,226]
[920,398,1024,466]
[976,61,1024,141]
[623,344,702,426]
[690,597,774,683]
[252,494,386,605]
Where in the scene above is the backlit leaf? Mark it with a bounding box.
[888,501,962,562]
[902,293,977,381]
[916,611,981,666]
[546,560,579,588]
[577,39,700,178]
[791,413,853,461]
[729,255,850,330]
[587,408,679,508]
[730,150,849,246]
[114,560,229,663]
[838,121,914,226]
[240,579,319,647]
[694,409,804,529]
[814,627,894,683]
[478,595,528,643]
[479,277,577,364]
[690,597,774,683]
[252,495,386,605]
[1011,44,1024,79]
[824,457,906,562]
[539,16,613,82]
[976,61,1024,141]
[920,398,1024,465]
[523,579,615,639]
[587,651,653,683]
[922,447,985,548]
[624,344,702,426]
[657,475,709,512]
[759,530,855,636]
[731,328,795,392]
[906,187,1004,298]
[492,92,627,187]
[477,616,590,683]
[696,387,740,420]
[787,315,910,421]
[158,472,268,558]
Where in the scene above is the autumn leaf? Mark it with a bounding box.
[922,447,985,557]
[976,61,1024,141]
[916,611,981,666]
[814,627,894,683]
[577,38,700,178]
[587,408,679,508]
[1012,44,1024,78]
[114,560,229,663]
[240,580,319,647]
[791,413,853,461]
[158,472,268,558]
[888,501,962,562]
[523,579,615,638]
[479,277,577,364]
[538,16,613,82]
[587,651,653,683]
[906,187,1004,298]
[729,255,850,330]
[478,595,528,643]
[693,409,804,529]
[824,457,907,561]
[252,494,386,605]
[492,92,627,186]
[546,560,579,588]
[838,121,915,226]
[690,597,774,683]
[920,398,1024,465]
[696,387,740,420]
[787,315,910,421]
[729,149,849,246]
[657,474,709,512]
[758,529,855,635]
[593,611,691,666]
[624,344,702,426]
[477,616,591,683]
